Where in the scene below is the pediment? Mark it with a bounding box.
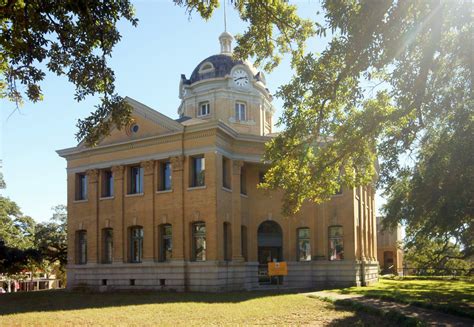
[81,97,183,148]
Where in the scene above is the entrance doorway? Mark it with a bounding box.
[257,221,283,285]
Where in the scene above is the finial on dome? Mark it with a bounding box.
[219,31,233,55]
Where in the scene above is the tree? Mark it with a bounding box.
[1,0,138,145]
[0,197,40,275]
[35,205,67,268]
[176,1,472,258]
[0,160,5,189]
[0,196,35,249]
[403,236,472,275]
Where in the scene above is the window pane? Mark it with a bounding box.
[195,236,206,261]
[328,226,344,260]
[193,223,206,261]
[104,229,113,263]
[78,231,87,264]
[161,225,172,261]
[298,239,311,261]
[329,226,343,237]
[130,227,143,263]
[298,228,310,238]
[193,157,205,187]
[161,162,172,190]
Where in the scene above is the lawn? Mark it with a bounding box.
[334,276,474,319]
[0,290,400,326]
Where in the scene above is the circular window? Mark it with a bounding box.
[130,124,139,133]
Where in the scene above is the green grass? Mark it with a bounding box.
[333,276,474,319]
[0,289,403,326]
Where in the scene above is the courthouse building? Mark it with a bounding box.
[57,32,378,291]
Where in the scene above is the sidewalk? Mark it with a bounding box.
[306,291,474,327]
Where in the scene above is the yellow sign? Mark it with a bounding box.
[268,262,288,276]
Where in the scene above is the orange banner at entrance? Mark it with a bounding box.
[268,262,288,276]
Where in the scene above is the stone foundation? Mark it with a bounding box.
[66,260,378,291]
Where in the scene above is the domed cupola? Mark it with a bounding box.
[178,32,275,137]
[180,32,266,89]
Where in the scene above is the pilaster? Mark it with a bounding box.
[141,160,155,261]
[231,160,244,261]
[86,169,99,263]
[171,155,185,260]
[111,165,124,263]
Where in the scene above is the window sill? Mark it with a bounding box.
[197,114,211,119]
[156,189,173,194]
[222,187,232,193]
[228,117,256,126]
[187,186,206,191]
[73,199,88,203]
[240,193,248,198]
[99,196,114,201]
[125,193,144,197]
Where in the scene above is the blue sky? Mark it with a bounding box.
[0,1,384,222]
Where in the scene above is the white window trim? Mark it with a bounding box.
[198,102,211,117]
[235,102,247,121]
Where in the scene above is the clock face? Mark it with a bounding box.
[232,69,249,87]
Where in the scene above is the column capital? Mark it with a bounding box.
[86,169,99,183]
[171,155,185,171]
[111,165,124,180]
[141,160,155,175]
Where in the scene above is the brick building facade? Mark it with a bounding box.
[58,32,378,291]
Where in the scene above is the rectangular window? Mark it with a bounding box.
[101,169,114,197]
[102,228,113,264]
[76,230,87,264]
[192,222,206,261]
[329,226,344,260]
[235,102,247,121]
[198,102,210,117]
[241,225,248,261]
[297,228,311,261]
[130,226,143,263]
[240,166,247,195]
[223,222,232,261]
[158,161,172,191]
[160,224,172,261]
[76,173,87,200]
[222,157,231,189]
[190,156,205,187]
[129,166,144,194]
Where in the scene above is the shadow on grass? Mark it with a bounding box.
[324,299,421,327]
[336,278,474,319]
[0,289,305,316]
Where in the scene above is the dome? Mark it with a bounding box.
[184,54,263,85]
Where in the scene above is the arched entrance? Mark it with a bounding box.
[257,220,283,284]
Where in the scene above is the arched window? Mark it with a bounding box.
[102,228,113,264]
[297,228,311,261]
[199,62,214,73]
[76,230,87,264]
[159,224,172,261]
[192,222,206,261]
[130,226,144,263]
[328,225,344,260]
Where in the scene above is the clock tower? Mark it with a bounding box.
[178,32,275,136]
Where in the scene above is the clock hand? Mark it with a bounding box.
[234,77,248,81]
